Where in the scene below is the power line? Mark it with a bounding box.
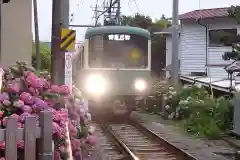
[69,0,84,24]
[129,0,140,13]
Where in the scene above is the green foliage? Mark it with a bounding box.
[183,96,233,139]
[121,13,153,29]
[32,42,51,71]
[223,5,240,61]
[147,83,233,139]
[228,5,240,23]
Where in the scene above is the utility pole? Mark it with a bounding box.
[33,0,41,70]
[59,0,69,85]
[0,3,2,62]
[51,0,70,85]
[51,0,61,84]
[1,1,11,62]
[171,0,179,85]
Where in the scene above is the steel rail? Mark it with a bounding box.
[128,118,197,160]
[101,123,138,160]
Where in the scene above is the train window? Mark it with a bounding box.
[88,34,148,69]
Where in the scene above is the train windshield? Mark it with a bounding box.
[88,33,148,69]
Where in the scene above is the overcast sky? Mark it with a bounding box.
[34,0,239,42]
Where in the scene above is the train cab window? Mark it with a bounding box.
[88,34,148,69]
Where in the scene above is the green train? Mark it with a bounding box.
[77,26,151,118]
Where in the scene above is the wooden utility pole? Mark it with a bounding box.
[33,0,41,70]
[171,0,179,85]
[51,0,61,84]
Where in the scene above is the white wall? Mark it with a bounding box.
[166,36,172,78]
[207,18,240,78]
[1,0,32,67]
[179,22,206,75]
[177,18,239,78]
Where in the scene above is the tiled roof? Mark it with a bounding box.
[179,7,229,20]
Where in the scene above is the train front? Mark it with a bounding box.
[79,26,151,118]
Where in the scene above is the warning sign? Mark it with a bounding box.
[61,28,76,52]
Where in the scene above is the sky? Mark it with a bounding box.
[34,0,240,42]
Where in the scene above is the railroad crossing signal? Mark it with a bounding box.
[60,28,76,52]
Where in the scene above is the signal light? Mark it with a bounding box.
[2,0,10,3]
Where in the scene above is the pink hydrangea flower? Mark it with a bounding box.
[6,82,20,93]
[23,71,34,77]
[11,114,19,119]
[71,138,81,151]
[68,123,77,136]
[17,140,24,149]
[31,113,39,120]
[19,92,34,104]
[45,107,56,114]
[73,150,82,160]
[26,74,44,89]
[0,157,5,160]
[59,85,70,95]
[21,105,32,113]
[54,109,68,123]
[0,141,5,150]
[54,150,61,160]
[53,113,62,122]
[2,100,11,106]
[0,92,9,102]
[58,146,66,153]
[13,100,24,108]
[32,97,48,111]
[41,78,50,89]
[86,135,98,146]
[50,85,61,93]
[52,123,67,139]
[0,111,4,118]
[19,112,31,122]
[52,122,61,135]
[2,117,7,126]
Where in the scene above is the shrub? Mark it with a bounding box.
[151,83,233,139]
[32,42,51,71]
[0,62,96,159]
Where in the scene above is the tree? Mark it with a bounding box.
[121,13,153,29]
[121,13,171,75]
[222,5,240,61]
[32,42,51,71]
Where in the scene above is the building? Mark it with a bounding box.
[157,7,240,78]
[156,7,240,92]
[1,0,32,67]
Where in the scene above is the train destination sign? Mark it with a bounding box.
[108,34,130,41]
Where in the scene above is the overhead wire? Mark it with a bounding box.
[128,0,140,13]
[94,0,114,26]
[69,0,84,24]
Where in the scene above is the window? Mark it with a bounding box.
[209,29,240,47]
[88,34,148,69]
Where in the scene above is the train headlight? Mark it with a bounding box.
[86,74,106,94]
[134,79,147,91]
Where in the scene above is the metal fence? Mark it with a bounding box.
[2,111,52,160]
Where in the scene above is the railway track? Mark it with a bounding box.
[91,120,196,160]
[91,122,126,160]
